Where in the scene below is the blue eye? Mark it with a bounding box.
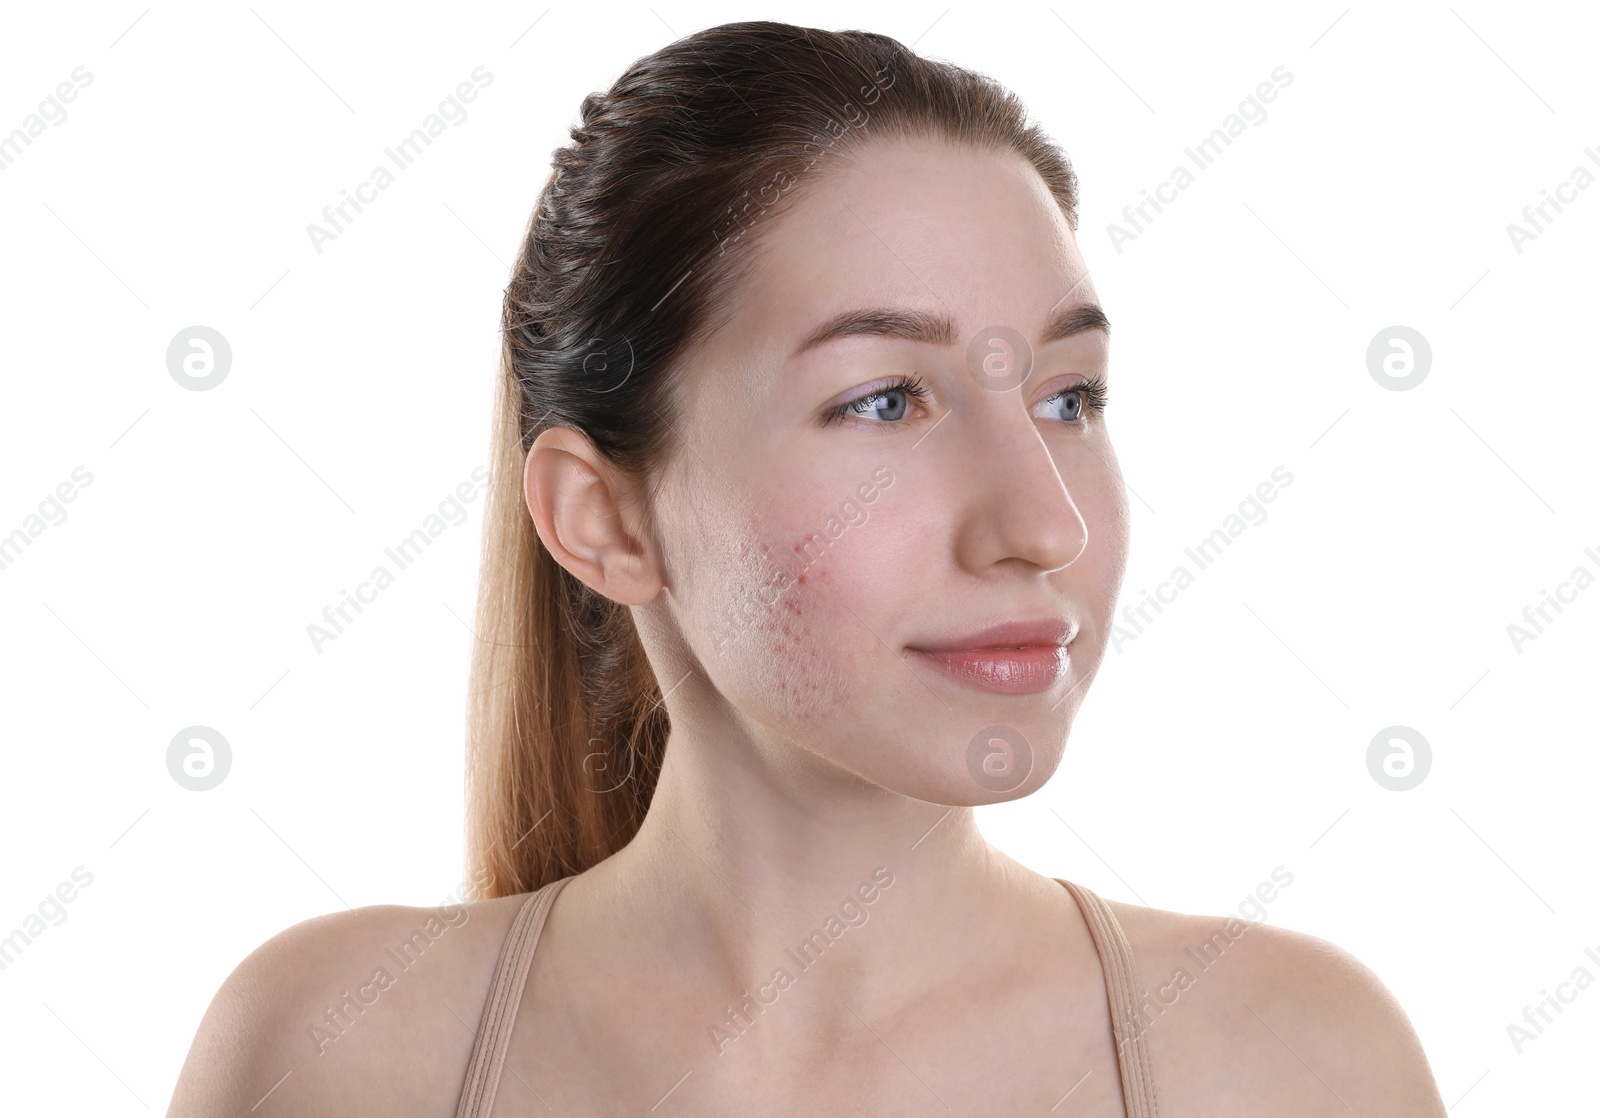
[1034,375,1110,423]
[825,374,932,426]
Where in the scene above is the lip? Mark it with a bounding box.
[903,618,1076,695]
[905,617,1076,654]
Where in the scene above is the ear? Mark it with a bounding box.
[523,427,663,606]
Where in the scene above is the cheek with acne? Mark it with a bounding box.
[732,535,854,720]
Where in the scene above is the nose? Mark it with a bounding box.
[946,401,1089,577]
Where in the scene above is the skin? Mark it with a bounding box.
[168,137,1448,1116]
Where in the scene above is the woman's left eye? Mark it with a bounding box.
[1034,375,1109,423]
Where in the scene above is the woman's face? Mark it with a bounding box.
[649,135,1129,805]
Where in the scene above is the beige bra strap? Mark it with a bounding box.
[1056,879,1161,1118]
[454,875,573,1118]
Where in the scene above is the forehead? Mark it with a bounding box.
[713,136,1092,367]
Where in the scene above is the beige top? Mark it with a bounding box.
[454,875,1159,1117]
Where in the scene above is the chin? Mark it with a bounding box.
[841,725,1069,807]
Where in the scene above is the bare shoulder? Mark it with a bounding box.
[1101,895,1447,1116]
[167,890,533,1118]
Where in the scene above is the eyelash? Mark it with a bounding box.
[823,372,1110,426]
[823,374,934,426]
[1055,374,1111,418]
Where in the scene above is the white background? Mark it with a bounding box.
[1,1,1595,1112]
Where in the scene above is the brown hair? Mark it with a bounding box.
[466,20,1082,896]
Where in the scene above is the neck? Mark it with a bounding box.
[581,713,1041,1037]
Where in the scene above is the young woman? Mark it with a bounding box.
[170,22,1448,1116]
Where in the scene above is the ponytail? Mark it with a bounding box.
[465,346,669,896]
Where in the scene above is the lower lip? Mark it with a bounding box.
[905,645,1068,694]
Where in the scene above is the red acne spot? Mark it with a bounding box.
[796,573,806,585]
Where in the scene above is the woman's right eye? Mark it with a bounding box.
[824,374,932,426]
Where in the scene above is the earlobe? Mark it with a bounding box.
[523,428,663,606]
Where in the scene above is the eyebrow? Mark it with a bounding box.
[791,301,1110,358]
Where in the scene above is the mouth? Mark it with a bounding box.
[903,618,1076,696]
[904,645,1069,694]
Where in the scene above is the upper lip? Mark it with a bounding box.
[906,618,1076,653]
